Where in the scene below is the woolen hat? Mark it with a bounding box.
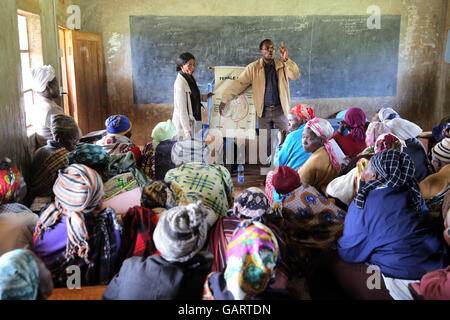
[432,138,450,162]
[105,115,132,135]
[272,165,301,195]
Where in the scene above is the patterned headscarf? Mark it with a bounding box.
[374,133,403,153]
[0,158,21,204]
[153,200,208,262]
[442,123,450,139]
[345,107,366,142]
[141,180,188,209]
[229,187,272,221]
[365,122,391,147]
[290,104,315,121]
[67,143,110,166]
[354,158,370,193]
[305,117,340,172]
[0,249,39,300]
[224,220,279,300]
[378,107,400,121]
[171,139,211,166]
[384,118,422,141]
[354,149,425,212]
[50,114,78,136]
[151,120,177,149]
[33,164,104,263]
[30,65,55,93]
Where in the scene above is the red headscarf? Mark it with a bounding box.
[290,104,315,121]
[345,107,366,142]
[0,158,21,204]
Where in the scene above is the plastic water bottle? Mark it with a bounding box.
[237,163,245,184]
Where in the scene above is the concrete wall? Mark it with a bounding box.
[73,0,450,147]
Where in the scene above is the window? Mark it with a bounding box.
[17,10,43,136]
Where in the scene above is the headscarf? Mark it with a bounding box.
[229,187,272,221]
[335,109,348,120]
[354,158,370,192]
[344,107,366,142]
[365,122,391,147]
[171,139,210,166]
[0,249,39,300]
[383,118,422,141]
[224,220,279,300]
[378,107,400,121]
[30,65,55,93]
[272,165,301,195]
[432,138,450,163]
[442,123,450,140]
[290,104,315,121]
[141,180,188,210]
[151,120,176,149]
[0,158,21,204]
[50,114,78,136]
[67,143,110,166]
[305,117,340,172]
[374,133,404,153]
[354,149,425,212]
[153,200,208,262]
[33,164,104,263]
[105,115,132,136]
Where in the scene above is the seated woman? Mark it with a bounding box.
[384,117,433,182]
[419,138,450,213]
[0,249,53,300]
[332,107,367,157]
[297,118,344,192]
[165,139,234,220]
[66,143,111,181]
[327,133,404,207]
[32,164,122,287]
[0,158,38,256]
[203,220,296,300]
[361,121,391,155]
[103,201,213,300]
[377,107,400,122]
[266,105,314,205]
[29,114,80,205]
[335,149,448,300]
[116,180,190,264]
[96,114,142,167]
[141,119,177,180]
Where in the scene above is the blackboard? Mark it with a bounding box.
[130,15,401,104]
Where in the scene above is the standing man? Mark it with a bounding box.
[218,39,300,164]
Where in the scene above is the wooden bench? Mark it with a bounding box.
[47,285,107,300]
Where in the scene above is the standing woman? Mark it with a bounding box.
[173,52,213,140]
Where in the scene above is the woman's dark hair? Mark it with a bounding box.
[176,52,195,72]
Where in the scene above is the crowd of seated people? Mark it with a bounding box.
[0,105,449,301]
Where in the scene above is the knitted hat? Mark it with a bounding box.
[153,200,208,262]
[432,138,450,163]
[105,115,132,135]
[272,165,301,195]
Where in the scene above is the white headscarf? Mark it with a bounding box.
[30,65,55,93]
[378,107,400,122]
[383,118,423,141]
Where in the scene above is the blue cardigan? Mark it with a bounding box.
[338,186,447,280]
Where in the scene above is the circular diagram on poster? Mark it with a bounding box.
[221,95,250,122]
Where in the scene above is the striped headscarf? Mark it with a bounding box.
[354,149,425,212]
[153,200,208,262]
[345,107,366,142]
[374,133,404,153]
[365,121,391,147]
[305,117,340,172]
[66,143,110,166]
[0,249,39,300]
[50,114,78,136]
[0,158,21,204]
[224,220,279,300]
[33,164,104,263]
[290,104,315,121]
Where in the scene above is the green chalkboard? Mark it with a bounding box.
[130,15,401,104]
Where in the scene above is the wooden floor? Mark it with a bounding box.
[47,164,268,300]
